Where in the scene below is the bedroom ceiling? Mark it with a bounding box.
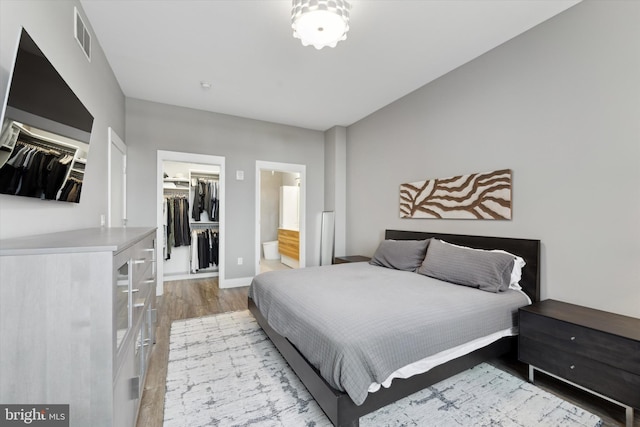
[80,0,581,131]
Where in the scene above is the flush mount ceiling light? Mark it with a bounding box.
[291,0,351,50]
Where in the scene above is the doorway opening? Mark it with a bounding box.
[156,150,225,294]
[255,161,306,276]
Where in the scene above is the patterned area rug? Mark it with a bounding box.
[163,310,603,427]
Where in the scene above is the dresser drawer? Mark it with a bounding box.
[520,335,640,408]
[131,236,156,324]
[520,310,640,375]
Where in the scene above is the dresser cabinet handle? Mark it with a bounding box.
[570,336,576,341]
[570,365,575,370]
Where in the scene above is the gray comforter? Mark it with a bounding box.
[249,262,529,406]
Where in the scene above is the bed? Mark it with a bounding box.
[248,230,540,427]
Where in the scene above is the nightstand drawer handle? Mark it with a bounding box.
[570,365,575,370]
[570,336,576,341]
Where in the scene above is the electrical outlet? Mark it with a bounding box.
[237,257,243,265]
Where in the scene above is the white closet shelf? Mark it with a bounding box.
[163,185,189,191]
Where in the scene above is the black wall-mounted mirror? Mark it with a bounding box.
[0,28,94,203]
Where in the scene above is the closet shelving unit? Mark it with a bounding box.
[0,121,21,165]
[162,169,220,280]
[189,170,220,278]
[162,175,190,280]
[163,176,190,188]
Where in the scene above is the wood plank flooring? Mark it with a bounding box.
[136,278,634,427]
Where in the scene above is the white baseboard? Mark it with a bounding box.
[163,271,219,282]
[220,276,253,289]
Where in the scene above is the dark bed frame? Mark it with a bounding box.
[248,229,541,427]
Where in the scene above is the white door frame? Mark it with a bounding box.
[255,161,306,275]
[156,150,226,294]
[107,127,126,227]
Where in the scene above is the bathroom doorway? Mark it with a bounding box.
[255,161,306,275]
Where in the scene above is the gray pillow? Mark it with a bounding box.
[369,239,430,272]
[417,239,515,292]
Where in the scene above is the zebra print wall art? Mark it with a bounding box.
[400,169,512,219]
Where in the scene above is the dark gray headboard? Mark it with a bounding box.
[385,229,541,303]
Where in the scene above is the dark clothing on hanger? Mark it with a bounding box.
[0,141,71,199]
[191,178,219,222]
[164,196,191,260]
[192,228,219,271]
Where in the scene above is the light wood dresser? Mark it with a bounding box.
[0,227,157,427]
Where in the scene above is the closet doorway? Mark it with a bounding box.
[255,161,306,276]
[156,150,225,295]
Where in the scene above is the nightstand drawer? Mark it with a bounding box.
[520,310,640,375]
[520,336,640,408]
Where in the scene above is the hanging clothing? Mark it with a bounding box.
[164,195,191,260]
[58,177,82,202]
[191,178,219,222]
[190,229,199,273]
[189,228,219,272]
[0,141,73,200]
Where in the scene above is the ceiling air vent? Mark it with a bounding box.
[74,7,91,61]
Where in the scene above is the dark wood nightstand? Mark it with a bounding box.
[519,299,640,427]
[333,255,371,264]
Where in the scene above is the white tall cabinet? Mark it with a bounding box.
[0,227,157,427]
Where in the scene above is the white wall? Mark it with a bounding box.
[260,170,283,246]
[0,0,125,239]
[125,98,324,280]
[324,126,347,257]
[346,1,640,317]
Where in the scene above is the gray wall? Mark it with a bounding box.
[0,0,125,239]
[125,98,324,280]
[346,1,640,318]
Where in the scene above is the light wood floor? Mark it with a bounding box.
[136,278,634,427]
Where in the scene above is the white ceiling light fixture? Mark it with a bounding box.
[291,0,351,50]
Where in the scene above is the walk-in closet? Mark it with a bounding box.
[161,158,223,284]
